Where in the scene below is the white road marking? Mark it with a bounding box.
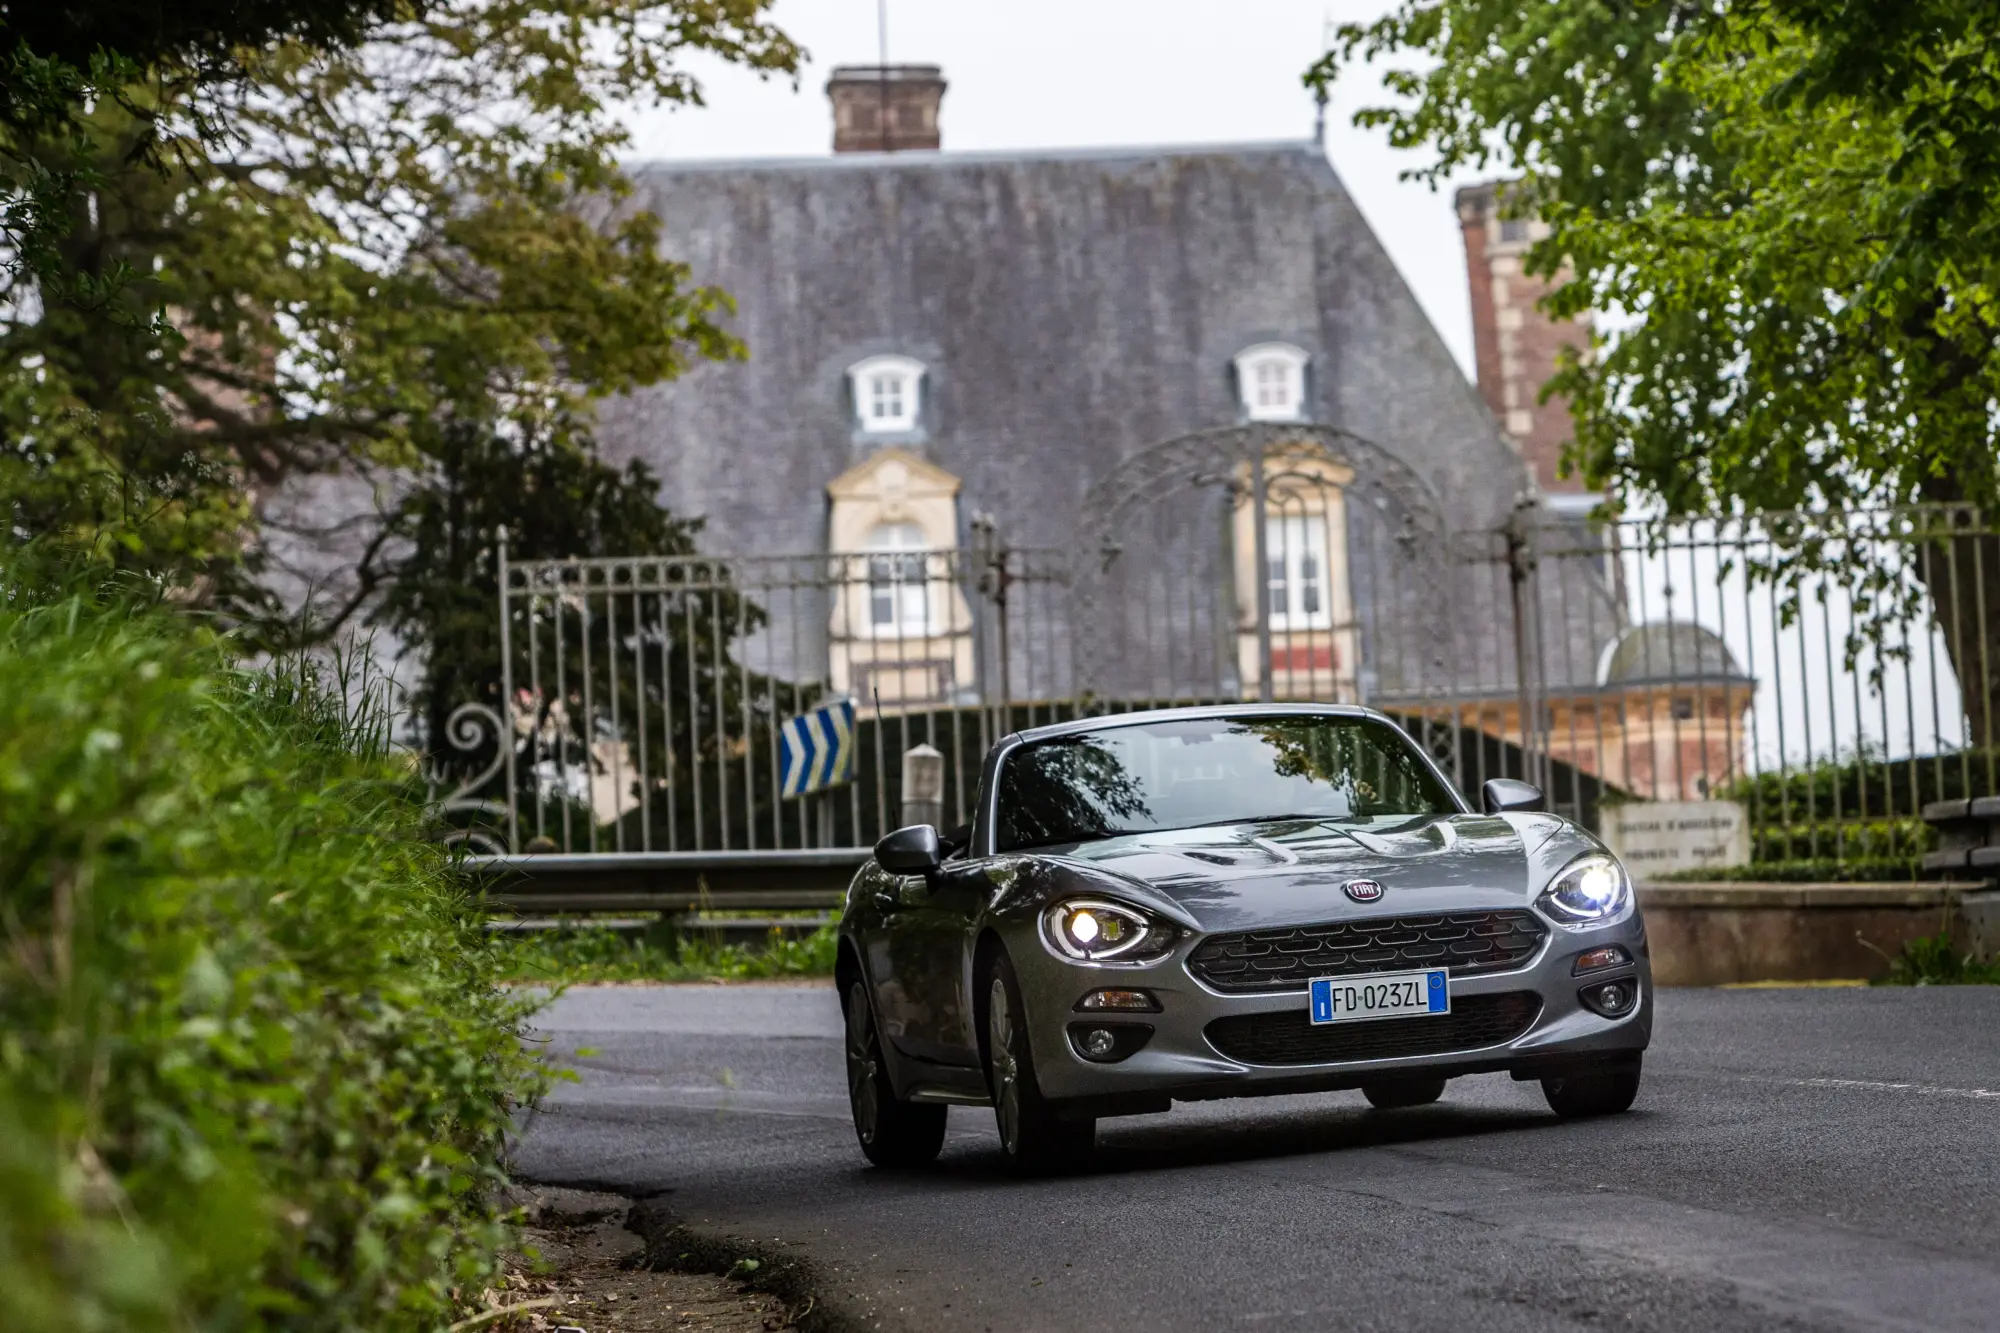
[1719,1073,2000,1101]
[1795,1076,2000,1100]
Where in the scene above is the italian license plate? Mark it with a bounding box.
[1309,968,1450,1024]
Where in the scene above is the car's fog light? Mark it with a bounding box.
[1580,979,1638,1017]
[1076,988,1161,1012]
[1065,1021,1154,1063]
[1572,946,1631,975]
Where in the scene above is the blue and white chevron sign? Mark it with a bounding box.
[778,697,857,799]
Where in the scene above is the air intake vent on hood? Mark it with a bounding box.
[1178,845,1286,868]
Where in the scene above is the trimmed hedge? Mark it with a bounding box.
[0,580,544,1332]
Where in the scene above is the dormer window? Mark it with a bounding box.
[1233,343,1309,422]
[848,354,925,434]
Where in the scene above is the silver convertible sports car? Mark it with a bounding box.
[837,704,1651,1173]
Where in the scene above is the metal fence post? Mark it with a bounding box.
[1505,502,1540,792]
[496,525,518,852]
[1251,447,1273,702]
[901,743,945,830]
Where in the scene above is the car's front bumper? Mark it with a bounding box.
[1013,909,1652,1113]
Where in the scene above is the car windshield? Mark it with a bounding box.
[995,715,1459,852]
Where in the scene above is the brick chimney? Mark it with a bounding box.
[1455,180,1593,496]
[827,65,945,153]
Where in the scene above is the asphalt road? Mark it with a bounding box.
[513,984,2000,1333]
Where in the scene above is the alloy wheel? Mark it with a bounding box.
[988,975,1021,1153]
[845,983,881,1145]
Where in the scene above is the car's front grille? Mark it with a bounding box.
[1204,991,1542,1066]
[1186,909,1547,993]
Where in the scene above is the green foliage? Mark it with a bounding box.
[1313,0,2000,513]
[2,2,799,594]
[1,1,410,311]
[495,920,839,985]
[1875,933,2000,986]
[3,0,412,94]
[1730,746,2000,825]
[0,572,546,1332]
[1712,746,2000,873]
[363,417,708,754]
[1314,0,2000,742]
[1658,858,1923,884]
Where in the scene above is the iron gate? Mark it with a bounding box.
[435,462,1998,871]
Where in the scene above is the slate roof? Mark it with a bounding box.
[594,140,1531,556]
[1600,622,1750,687]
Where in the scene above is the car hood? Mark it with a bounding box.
[1046,814,1572,933]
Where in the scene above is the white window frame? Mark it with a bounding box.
[1265,513,1333,631]
[1233,342,1309,422]
[847,354,925,434]
[864,522,932,637]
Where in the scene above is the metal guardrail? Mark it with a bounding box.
[465,847,868,914]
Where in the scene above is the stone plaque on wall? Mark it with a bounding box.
[1601,799,1750,877]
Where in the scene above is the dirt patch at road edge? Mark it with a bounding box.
[626,1195,876,1333]
[493,1186,805,1332]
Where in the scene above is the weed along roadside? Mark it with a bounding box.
[0,571,840,1330]
[0,578,549,1333]
[491,918,838,986]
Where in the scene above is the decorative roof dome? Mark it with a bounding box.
[1597,622,1749,687]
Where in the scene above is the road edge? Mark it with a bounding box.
[627,1195,877,1333]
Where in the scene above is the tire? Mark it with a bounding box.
[983,952,1095,1175]
[1362,1075,1447,1109]
[1542,1056,1643,1119]
[844,981,947,1167]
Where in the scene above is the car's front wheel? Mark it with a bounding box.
[983,953,1094,1175]
[844,981,947,1167]
[1362,1075,1447,1109]
[1541,1055,1643,1118]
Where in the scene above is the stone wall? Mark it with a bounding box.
[1640,882,1979,985]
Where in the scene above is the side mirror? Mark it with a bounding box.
[1482,778,1545,815]
[875,824,943,875]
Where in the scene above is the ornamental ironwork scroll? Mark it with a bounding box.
[423,701,514,855]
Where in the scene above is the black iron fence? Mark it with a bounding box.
[435,499,1998,879]
[1509,505,1998,875]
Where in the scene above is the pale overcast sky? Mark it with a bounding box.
[619,1,1486,377]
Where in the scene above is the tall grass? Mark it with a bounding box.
[494,919,839,985]
[0,575,545,1332]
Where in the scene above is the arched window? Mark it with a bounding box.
[847,354,925,434]
[1232,343,1309,422]
[866,522,930,636]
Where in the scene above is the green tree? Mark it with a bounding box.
[366,419,705,762]
[2,1,798,597]
[371,420,817,852]
[1313,0,2000,744]
[1,0,413,305]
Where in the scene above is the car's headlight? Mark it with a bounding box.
[1538,852,1631,924]
[1041,898,1176,963]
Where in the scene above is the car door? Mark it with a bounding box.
[868,853,988,1067]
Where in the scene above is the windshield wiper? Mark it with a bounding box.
[1006,828,1143,852]
[1180,812,1351,829]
